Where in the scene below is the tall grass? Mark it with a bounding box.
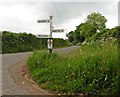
[27,42,119,95]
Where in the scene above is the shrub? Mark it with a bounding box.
[2,31,70,53]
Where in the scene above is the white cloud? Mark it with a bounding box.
[106,15,118,28]
[0,2,51,34]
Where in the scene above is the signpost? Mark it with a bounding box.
[37,19,50,23]
[37,16,64,53]
[52,29,64,32]
[37,34,50,38]
[48,38,53,53]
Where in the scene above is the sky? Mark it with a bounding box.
[0,0,119,39]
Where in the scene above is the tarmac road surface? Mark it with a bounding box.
[2,46,80,95]
[2,52,32,95]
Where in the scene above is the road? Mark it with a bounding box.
[2,46,80,95]
[2,52,32,95]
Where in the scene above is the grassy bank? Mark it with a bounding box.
[27,42,119,95]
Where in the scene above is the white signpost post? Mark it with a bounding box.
[37,16,64,53]
[48,39,53,49]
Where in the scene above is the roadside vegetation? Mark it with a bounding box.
[2,31,70,54]
[67,12,119,45]
[27,41,119,95]
[27,12,119,95]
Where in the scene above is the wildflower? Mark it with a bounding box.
[105,75,108,81]
[37,61,40,64]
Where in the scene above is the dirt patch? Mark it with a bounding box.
[9,60,59,95]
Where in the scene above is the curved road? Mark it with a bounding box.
[2,46,80,95]
[2,52,32,95]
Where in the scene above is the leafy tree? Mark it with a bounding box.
[78,23,93,39]
[74,25,85,43]
[110,26,120,38]
[85,12,107,33]
[67,12,107,44]
[101,26,120,40]
[67,31,75,43]
[78,12,107,42]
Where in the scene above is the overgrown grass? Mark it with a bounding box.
[27,42,119,95]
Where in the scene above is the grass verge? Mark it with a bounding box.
[27,43,119,95]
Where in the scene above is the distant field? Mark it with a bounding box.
[27,42,119,95]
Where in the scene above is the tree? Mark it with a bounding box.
[78,23,93,39]
[68,12,107,43]
[67,31,75,43]
[85,12,107,33]
[74,25,85,43]
[78,12,107,42]
[110,26,120,38]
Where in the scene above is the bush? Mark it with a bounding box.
[2,31,70,53]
